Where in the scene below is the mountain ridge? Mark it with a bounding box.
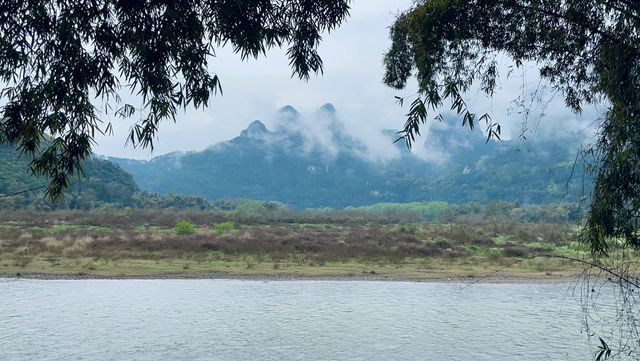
[109,104,592,208]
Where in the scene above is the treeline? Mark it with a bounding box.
[348,201,582,223]
[0,189,266,213]
[0,200,583,228]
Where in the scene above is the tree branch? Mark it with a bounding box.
[0,185,46,198]
[544,254,640,289]
[507,2,614,40]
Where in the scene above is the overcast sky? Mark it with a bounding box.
[94,0,601,160]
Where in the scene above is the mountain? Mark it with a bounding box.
[109,104,592,208]
[0,144,139,209]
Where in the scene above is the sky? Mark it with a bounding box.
[93,0,601,160]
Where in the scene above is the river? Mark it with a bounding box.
[0,279,606,360]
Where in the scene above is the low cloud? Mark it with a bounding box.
[92,3,603,166]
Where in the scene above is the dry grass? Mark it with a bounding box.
[0,209,592,278]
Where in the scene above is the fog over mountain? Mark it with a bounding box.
[109,104,591,208]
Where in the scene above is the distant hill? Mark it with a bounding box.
[110,104,592,208]
[0,144,139,209]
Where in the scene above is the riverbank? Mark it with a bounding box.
[0,272,580,283]
[0,256,583,282]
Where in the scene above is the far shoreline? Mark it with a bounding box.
[0,271,581,284]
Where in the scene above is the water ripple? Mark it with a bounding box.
[0,280,603,360]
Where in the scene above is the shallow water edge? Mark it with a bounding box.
[0,271,580,284]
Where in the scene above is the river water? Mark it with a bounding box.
[0,279,606,360]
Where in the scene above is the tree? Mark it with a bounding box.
[382,1,640,357]
[0,0,351,198]
[382,0,639,255]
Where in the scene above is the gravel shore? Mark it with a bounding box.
[0,271,579,284]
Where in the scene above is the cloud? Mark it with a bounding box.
[92,0,416,159]
[91,0,603,163]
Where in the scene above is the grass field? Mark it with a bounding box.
[0,209,604,280]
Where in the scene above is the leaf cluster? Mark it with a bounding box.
[0,0,351,198]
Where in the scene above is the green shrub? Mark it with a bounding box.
[174,220,196,235]
[212,221,236,234]
[397,223,418,234]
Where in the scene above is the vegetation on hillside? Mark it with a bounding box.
[112,109,591,208]
[0,144,139,210]
[1,144,212,211]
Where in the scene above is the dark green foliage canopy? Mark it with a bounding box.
[383,0,640,254]
[0,0,350,198]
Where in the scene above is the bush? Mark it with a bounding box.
[212,221,236,234]
[397,223,419,234]
[174,220,196,235]
[503,246,532,258]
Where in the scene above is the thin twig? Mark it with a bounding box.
[0,185,45,198]
[544,254,640,289]
[460,257,530,288]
